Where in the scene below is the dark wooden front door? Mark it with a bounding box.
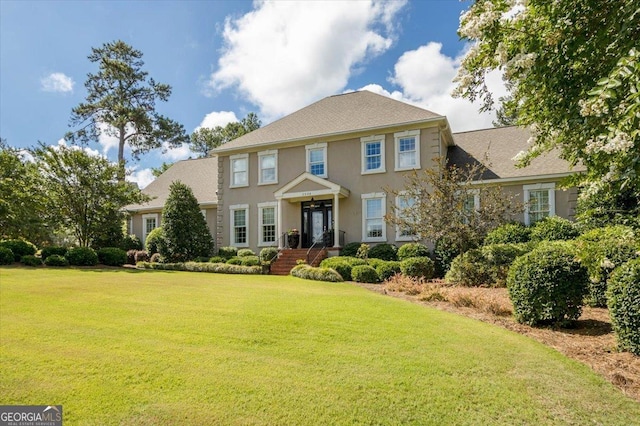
[301,200,332,248]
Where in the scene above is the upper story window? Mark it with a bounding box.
[361,135,385,174]
[394,130,421,171]
[230,154,248,188]
[230,204,249,247]
[258,150,278,185]
[395,193,417,241]
[306,143,327,178]
[524,183,556,225]
[362,192,386,242]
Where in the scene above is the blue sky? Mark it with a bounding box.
[0,0,505,187]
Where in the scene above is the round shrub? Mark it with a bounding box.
[226,257,243,265]
[352,265,379,283]
[149,253,162,263]
[21,255,42,267]
[97,247,127,266]
[484,223,531,245]
[366,258,385,269]
[218,246,238,260]
[507,242,588,326]
[376,261,401,281]
[121,234,143,251]
[44,254,69,267]
[145,227,165,255]
[575,225,639,307]
[290,264,343,282]
[260,247,279,263]
[607,259,640,355]
[209,256,225,264]
[237,248,256,257]
[340,242,362,257]
[134,250,149,263]
[433,237,460,277]
[400,256,434,279]
[0,239,37,261]
[66,247,98,266]
[40,246,68,260]
[530,217,579,242]
[445,249,490,287]
[240,255,260,266]
[368,243,398,261]
[0,247,14,265]
[320,259,352,281]
[194,256,211,263]
[397,243,430,261]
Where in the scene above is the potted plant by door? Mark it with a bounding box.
[287,229,300,249]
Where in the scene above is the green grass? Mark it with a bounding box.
[1,267,638,425]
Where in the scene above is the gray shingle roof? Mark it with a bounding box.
[449,126,584,180]
[126,156,218,212]
[215,90,444,152]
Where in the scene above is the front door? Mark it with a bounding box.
[301,200,332,248]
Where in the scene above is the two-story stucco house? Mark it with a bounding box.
[127,90,580,259]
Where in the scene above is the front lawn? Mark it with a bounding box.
[1,267,638,424]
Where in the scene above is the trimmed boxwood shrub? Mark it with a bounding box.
[607,258,640,355]
[575,225,639,307]
[484,223,531,245]
[320,259,352,281]
[145,227,165,255]
[376,261,401,281]
[237,248,256,257]
[397,243,430,261]
[0,247,14,265]
[44,254,69,267]
[40,246,68,260]
[368,244,398,261]
[135,250,149,263]
[351,265,379,283]
[433,237,461,277]
[260,247,279,263]
[530,216,579,242]
[507,242,588,326]
[21,255,42,266]
[400,256,434,279]
[340,242,362,257]
[240,255,260,266]
[226,257,243,265]
[121,234,143,251]
[290,264,343,282]
[0,239,37,261]
[209,256,225,264]
[137,261,262,274]
[218,246,238,260]
[66,247,98,266]
[97,247,127,266]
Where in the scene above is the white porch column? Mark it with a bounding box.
[333,192,340,247]
[278,197,284,249]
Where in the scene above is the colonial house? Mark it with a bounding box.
[126,90,580,262]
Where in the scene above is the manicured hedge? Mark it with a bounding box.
[137,261,262,274]
[397,243,430,261]
[351,265,379,283]
[44,254,69,267]
[290,264,343,282]
[530,217,579,242]
[0,239,37,261]
[40,246,68,260]
[97,247,127,266]
[145,227,165,255]
[0,247,14,265]
[237,248,256,257]
[400,256,434,279]
[260,247,279,263]
[368,244,398,261]
[218,246,238,259]
[340,242,362,257]
[21,255,42,267]
[66,247,98,266]
[484,223,531,245]
[607,258,640,355]
[240,255,260,266]
[375,260,401,281]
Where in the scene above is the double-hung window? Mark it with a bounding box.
[361,135,385,174]
[258,202,278,246]
[230,204,249,247]
[524,183,556,225]
[258,150,278,185]
[394,130,421,171]
[395,193,417,241]
[461,190,480,224]
[230,154,248,187]
[306,143,327,178]
[362,193,386,242]
[142,213,158,247]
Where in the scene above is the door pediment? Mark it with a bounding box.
[275,172,350,202]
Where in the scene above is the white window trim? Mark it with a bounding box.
[361,135,386,175]
[394,129,421,171]
[229,204,249,248]
[305,142,328,178]
[141,213,158,247]
[127,216,133,235]
[230,153,249,188]
[361,192,387,243]
[395,192,418,242]
[523,183,556,226]
[258,150,278,186]
[257,202,278,247]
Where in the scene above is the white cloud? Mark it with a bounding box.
[195,110,239,132]
[40,72,74,93]
[55,138,102,157]
[161,142,192,161]
[127,167,155,189]
[208,0,407,120]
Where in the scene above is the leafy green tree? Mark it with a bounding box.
[32,143,148,247]
[160,181,214,261]
[454,0,639,205]
[385,159,523,255]
[66,40,189,179]
[0,140,50,245]
[190,112,261,157]
[151,161,173,177]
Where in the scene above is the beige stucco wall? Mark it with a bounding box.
[130,206,217,249]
